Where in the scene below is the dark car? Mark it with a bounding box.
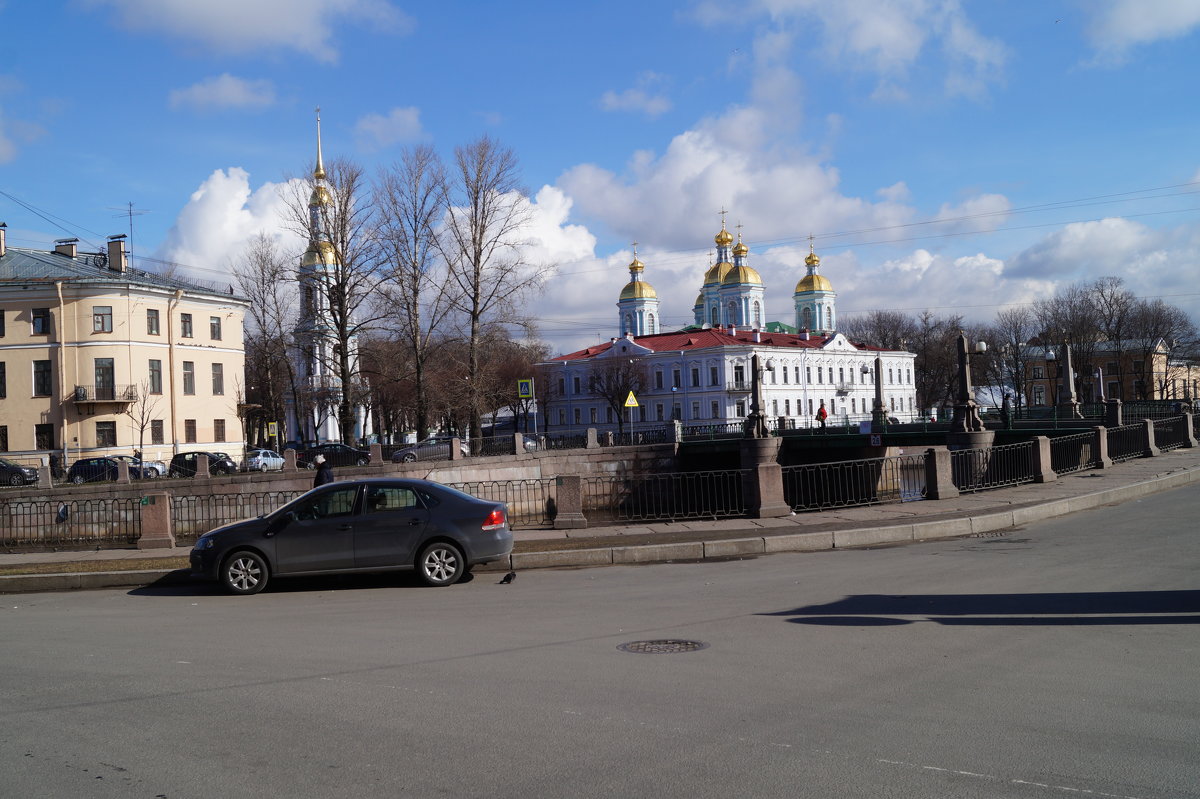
[190,478,513,595]
[168,451,238,478]
[66,456,145,484]
[391,436,470,463]
[297,443,370,469]
[112,454,166,478]
[0,457,39,487]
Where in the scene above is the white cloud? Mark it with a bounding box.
[84,0,413,63]
[156,168,304,278]
[167,74,277,112]
[1006,217,1156,280]
[354,107,426,150]
[600,72,672,118]
[1083,0,1200,63]
[0,107,45,164]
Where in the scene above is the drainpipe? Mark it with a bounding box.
[55,281,69,463]
[168,289,183,454]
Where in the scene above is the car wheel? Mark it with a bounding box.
[416,541,465,587]
[356,457,368,466]
[401,452,417,463]
[169,469,181,479]
[222,550,269,595]
[8,473,22,486]
[145,469,159,479]
[71,474,86,485]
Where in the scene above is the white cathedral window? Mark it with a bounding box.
[753,301,762,328]
[826,307,833,329]
[648,313,656,333]
[802,307,812,329]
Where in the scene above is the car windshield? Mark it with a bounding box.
[0,458,17,468]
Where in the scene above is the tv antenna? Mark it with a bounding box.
[109,202,149,265]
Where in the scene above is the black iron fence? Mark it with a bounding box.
[171,490,305,545]
[606,428,675,447]
[950,441,1036,493]
[1050,432,1099,475]
[782,453,925,512]
[1152,416,1190,452]
[470,436,517,458]
[0,497,142,548]
[531,433,589,451]
[681,422,745,441]
[1107,423,1146,463]
[583,469,747,523]
[446,479,556,529]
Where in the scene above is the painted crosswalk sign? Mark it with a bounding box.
[624,391,639,407]
[517,378,534,399]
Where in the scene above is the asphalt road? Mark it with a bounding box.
[2,485,1198,799]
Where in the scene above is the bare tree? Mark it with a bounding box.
[440,135,549,440]
[1127,299,1197,399]
[124,381,161,456]
[374,146,457,439]
[841,310,917,352]
[587,357,649,435]
[987,306,1037,410]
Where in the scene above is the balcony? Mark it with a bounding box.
[835,383,854,396]
[726,380,750,392]
[73,384,138,404]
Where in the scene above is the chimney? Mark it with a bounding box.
[729,324,737,335]
[54,238,79,258]
[0,223,6,257]
[753,330,761,343]
[107,234,127,273]
[799,328,810,341]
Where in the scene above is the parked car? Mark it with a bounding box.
[113,454,166,478]
[391,436,470,463]
[242,449,285,472]
[168,451,238,478]
[66,456,145,484]
[0,457,39,487]
[190,478,513,595]
[297,443,371,469]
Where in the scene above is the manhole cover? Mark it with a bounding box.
[617,639,709,654]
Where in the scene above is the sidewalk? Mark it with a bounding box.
[3,447,1198,593]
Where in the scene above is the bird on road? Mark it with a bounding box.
[499,572,516,585]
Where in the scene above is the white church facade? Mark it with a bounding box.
[541,222,917,435]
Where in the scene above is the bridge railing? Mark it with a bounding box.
[1107,423,1146,463]
[0,497,142,548]
[582,469,747,523]
[782,453,925,512]
[950,441,1036,493]
[172,490,306,546]
[1152,416,1189,452]
[446,478,556,529]
[1050,432,1099,475]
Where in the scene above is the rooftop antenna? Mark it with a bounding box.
[109,202,149,266]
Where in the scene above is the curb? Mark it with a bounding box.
[3,463,1198,594]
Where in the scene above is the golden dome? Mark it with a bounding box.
[795,274,833,293]
[300,240,337,268]
[620,280,657,300]
[628,256,644,272]
[704,261,733,285]
[694,293,704,308]
[805,250,820,268]
[733,240,748,257]
[309,184,332,207]
[715,226,734,246]
[721,264,762,286]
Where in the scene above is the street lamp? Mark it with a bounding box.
[746,354,775,438]
[861,359,886,432]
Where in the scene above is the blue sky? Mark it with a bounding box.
[2,0,1199,354]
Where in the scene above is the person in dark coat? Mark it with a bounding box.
[313,454,335,488]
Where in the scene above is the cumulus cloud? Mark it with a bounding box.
[354,107,426,150]
[156,168,304,278]
[83,0,413,62]
[167,74,277,112]
[600,72,672,118]
[1006,218,1156,280]
[1083,0,1200,63]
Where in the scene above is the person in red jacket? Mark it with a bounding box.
[816,400,828,429]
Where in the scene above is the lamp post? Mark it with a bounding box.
[862,357,887,433]
[949,331,986,434]
[746,354,774,438]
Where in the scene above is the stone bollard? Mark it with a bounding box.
[738,438,792,518]
[450,437,463,460]
[1093,426,1112,468]
[1031,436,1057,483]
[1141,419,1161,458]
[284,449,298,472]
[513,433,525,455]
[552,475,587,529]
[117,459,132,484]
[38,465,52,489]
[924,447,959,500]
[1182,411,1198,449]
[196,454,210,478]
[137,492,176,549]
[370,443,383,465]
[586,428,599,449]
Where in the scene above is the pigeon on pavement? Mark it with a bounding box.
[499,571,516,585]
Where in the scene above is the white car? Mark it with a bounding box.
[113,454,166,478]
[242,449,285,472]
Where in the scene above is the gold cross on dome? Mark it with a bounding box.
[631,240,638,257]
[718,207,728,228]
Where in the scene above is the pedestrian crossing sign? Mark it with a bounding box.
[517,378,534,399]
[624,391,639,408]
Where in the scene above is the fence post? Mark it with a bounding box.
[672,420,683,443]
[38,465,52,488]
[137,492,176,549]
[449,437,462,460]
[513,433,525,454]
[924,447,959,499]
[1142,419,1161,458]
[1093,426,1112,468]
[370,442,383,465]
[196,454,210,478]
[1182,411,1198,449]
[586,428,599,449]
[283,449,298,472]
[552,475,588,529]
[1105,399,1122,428]
[1032,436,1057,483]
[117,459,132,484]
[738,438,791,518]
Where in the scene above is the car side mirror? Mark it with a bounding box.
[266,511,297,536]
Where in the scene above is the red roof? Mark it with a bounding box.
[550,327,877,361]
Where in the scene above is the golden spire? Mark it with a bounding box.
[715,208,734,247]
[314,106,326,180]
[628,240,644,271]
[733,222,748,256]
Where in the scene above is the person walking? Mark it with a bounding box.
[816,400,828,429]
[313,454,334,488]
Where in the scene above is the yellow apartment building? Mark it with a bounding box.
[0,227,249,464]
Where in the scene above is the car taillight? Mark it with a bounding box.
[482,508,507,531]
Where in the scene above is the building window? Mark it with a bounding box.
[149,360,162,394]
[94,358,115,399]
[212,363,224,395]
[672,369,681,388]
[35,423,54,450]
[147,309,160,335]
[808,399,814,414]
[93,306,113,333]
[639,405,646,422]
[817,367,823,384]
[772,399,779,415]
[733,365,745,386]
[558,378,565,397]
[852,398,857,413]
[572,376,581,395]
[151,419,164,445]
[589,407,597,424]
[184,419,197,443]
[573,408,581,425]
[691,401,700,419]
[0,309,4,337]
[182,362,195,395]
[655,371,664,389]
[1106,361,1119,376]
[709,366,718,386]
[33,360,52,396]
[888,368,894,384]
[214,419,226,443]
[0,361,5,398]
[782,367,789,385]
[656,403,664,421]
[32,308,50,335]
[0,425,6,451]
[735,400,745,416]
[210,316,222,340]
[785,399,791,415]
[1032,366,1044,379]
[828,367,834,383]
[691,368,700,387]
[181,313,193,338]
[711,400,719,418]
[96,421,117,448]
[672,403,681,420]
[557,409,565,425]
[606,407,614,423]
[805,366,811,383]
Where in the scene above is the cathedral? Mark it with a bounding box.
[542,220,917,434]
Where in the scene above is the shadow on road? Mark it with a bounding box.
[128,568,476,597]
[759,590,1200,626]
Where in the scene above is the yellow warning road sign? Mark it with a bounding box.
[624,391,639,408]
